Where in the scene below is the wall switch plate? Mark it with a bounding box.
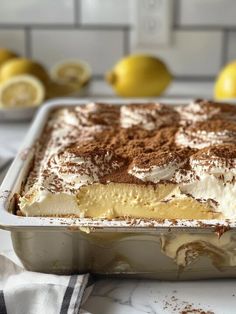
[132,0,172,48]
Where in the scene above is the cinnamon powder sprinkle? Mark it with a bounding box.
[20,99,236,212]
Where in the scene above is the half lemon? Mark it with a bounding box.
[0,49,18,68]
[0,58,50,87]
[0,74,45,109]
[50,59,92,86]
[46,80,78,99]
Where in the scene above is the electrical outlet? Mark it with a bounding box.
[132,0,172,48]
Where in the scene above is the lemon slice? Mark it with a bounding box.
[51,59,92,86]
[0,58,50,87]
[0,74,45,109]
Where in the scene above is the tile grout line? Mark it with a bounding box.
[123,28,130,56]
[172,0,180,29]
[173,25,236,32]
[74,0,80,26]
[0,23,130,31]
[221,29,229,66]
[24,27,32,58]
[0,22,234,32]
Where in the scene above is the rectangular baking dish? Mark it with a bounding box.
[1,98,236,280]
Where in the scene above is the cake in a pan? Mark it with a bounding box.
[18,99,236,220]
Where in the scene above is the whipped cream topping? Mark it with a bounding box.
[23,105,120,195]
[75,102,120,127]
[121,103,179,130]
[175,120,236,149]
[47,106,110,151]
[177,98,236,124]
[177,99,221,123]
[171,145,236,217]
[48,145,125,191]
[179,172,236,218]
[190,144,236,180]
[128,150,187,183]
[20,100,236,219]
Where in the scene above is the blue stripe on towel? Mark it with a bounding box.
[60,275,78,314]
[0,290,7,314]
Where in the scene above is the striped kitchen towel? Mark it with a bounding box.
[0,255,91,314]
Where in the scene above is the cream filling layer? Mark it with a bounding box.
[179,173,236,219]
[19,183,221,219]
[161,232,236,269]
[19,189,78,217]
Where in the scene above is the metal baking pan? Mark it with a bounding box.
[0,98,236,280]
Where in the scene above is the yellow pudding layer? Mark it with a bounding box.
[77,183,221,220]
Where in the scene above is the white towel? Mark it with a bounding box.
[0,255,90,314]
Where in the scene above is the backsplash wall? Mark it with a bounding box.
[0,0,236,80]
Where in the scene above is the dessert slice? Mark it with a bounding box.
[18,100,236,220]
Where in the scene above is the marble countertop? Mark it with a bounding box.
[1,80,236,314]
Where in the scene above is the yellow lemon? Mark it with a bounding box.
[0,48,18,68]
[0,58,50,87]
[0,74,45,108]
[106,54,172,97]
[50,59,92,87]
[46,80,79,99]
[214,61,236,100]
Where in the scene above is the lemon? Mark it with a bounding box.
[0,48,18,68]
[46,80,79,99]
[0,74,45,108]
[106,54,172,97]
[214,61,236,100]
[0,58,50,87]
[50,59,92,86]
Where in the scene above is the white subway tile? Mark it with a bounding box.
[226,32,236,63]
[178,0,236,27]
[0,0,74,24]
[166,80,214,98]
[80,0,130,25]
[83,80,114,97]
[31,29,124,75]
[0,30,25,55]
[133,30,223,76]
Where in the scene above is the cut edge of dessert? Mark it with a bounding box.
[16,99,236,221]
